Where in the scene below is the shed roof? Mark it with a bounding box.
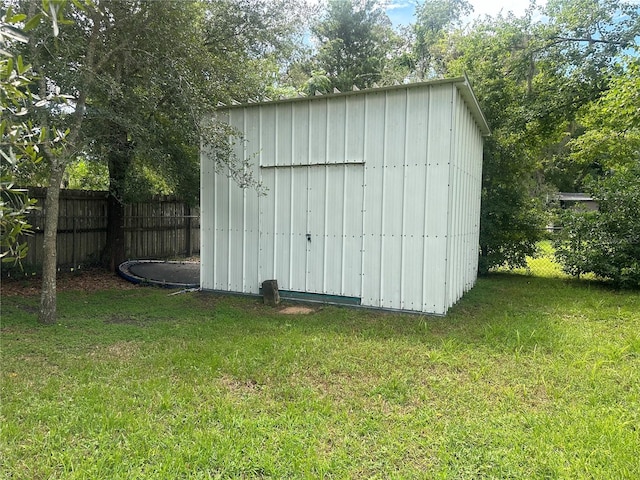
[222,74,491,137]
[557,192,594,202]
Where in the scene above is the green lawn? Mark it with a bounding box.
[2,276,639,478]
[495,240,599,282]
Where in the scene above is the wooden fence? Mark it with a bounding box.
[14,188,200,269]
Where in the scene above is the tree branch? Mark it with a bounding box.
[549,35,629,47]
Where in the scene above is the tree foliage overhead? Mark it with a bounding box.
[411,0,472,79]
[16,0,307,201]
[205,0,307,100]
[310,0,398,92]
[7,0,308,324]
[567,56,640,179]
[439,0,639,272]
[553,54,640,286]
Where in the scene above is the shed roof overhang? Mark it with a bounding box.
[454,73,491,136]
[220,74,491,137]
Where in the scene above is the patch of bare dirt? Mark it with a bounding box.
[279,305,316,315]
[1,267,138,297]
[218,374,264,396]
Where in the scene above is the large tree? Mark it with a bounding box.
[16,0,305,324]
[411,0,472,80]
[18,0,99,324]
[311,0,398,92]
[442,13,547,271]
[440,0,639,272]
[77,0,215,270]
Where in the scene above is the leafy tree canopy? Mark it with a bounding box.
[412,0,472,79]
[311,0,399,91]
[14,0,308,202]
[567,56,640,179]
[440,0,639,271]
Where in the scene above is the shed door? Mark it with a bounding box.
[259,163,364,298]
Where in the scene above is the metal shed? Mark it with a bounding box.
[200,76,490,315]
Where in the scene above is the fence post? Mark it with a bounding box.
[72,216,77,269]
[174,205,178,256]
[185,204,192,257]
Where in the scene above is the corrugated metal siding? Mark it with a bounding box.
[258,95,365,297]
[200,114,216,291]
[421,85,453,314]
[444,88,483,311]
[201,79,485,315]
[259,164,364,296]
[360,85,453,314]
[200,109,262,293]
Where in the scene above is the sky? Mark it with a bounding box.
[385,0,547,27]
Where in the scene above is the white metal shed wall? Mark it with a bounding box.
[444,87,484,312]
[201,78,488,315]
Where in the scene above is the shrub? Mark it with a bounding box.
[554,164,640,288]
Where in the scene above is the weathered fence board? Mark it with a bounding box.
[11,188,199,269]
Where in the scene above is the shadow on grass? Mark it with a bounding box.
[3,272,636,358]
[173,272,634,358]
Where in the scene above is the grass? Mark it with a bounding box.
[496,240,598,281]
[2,276,639,479]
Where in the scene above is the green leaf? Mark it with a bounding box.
[24,14,44,32]
[72,0,89,11]
[8,13,28,23]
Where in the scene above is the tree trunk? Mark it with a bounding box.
[32,6,97,325]
[38,164,67,325]
[103,130,133,271]
[105,192,126,271]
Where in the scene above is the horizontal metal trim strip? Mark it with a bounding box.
[260,289,362,306]
[221,77,467,109]
[199,289,446,315]
[260,162,365,169]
